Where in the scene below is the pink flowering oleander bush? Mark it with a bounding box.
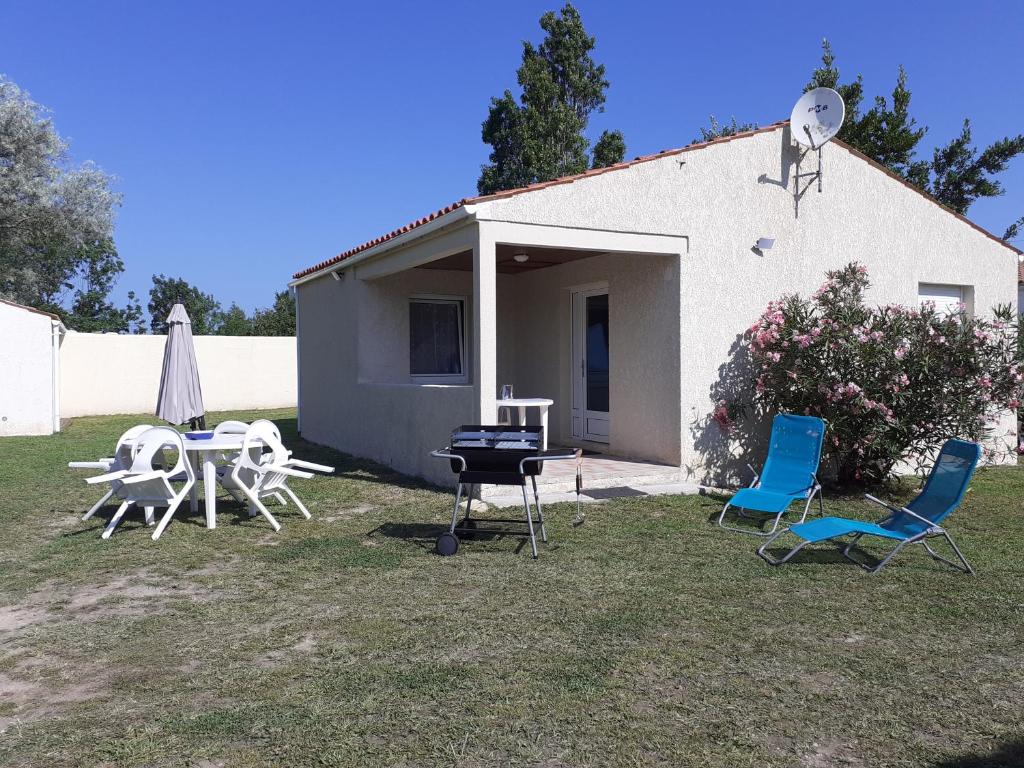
[745,262,1023,485]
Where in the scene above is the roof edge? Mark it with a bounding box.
[830,139,1023,258]
[293,119,1021,280]
[0,298,62,322]
[292,122,788,280]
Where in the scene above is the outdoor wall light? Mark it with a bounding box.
[513,253,529,263]
[755,237,775,251]
[331,269,345,281]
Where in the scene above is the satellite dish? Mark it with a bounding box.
[789,87,845,149]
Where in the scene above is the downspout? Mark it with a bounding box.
[50,320,66,433]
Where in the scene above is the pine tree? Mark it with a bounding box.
[806,40,1023,215]
[478,4,625,194]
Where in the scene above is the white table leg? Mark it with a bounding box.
[203,453,217,529]
[539,406,549,450]
[189,452,200,512]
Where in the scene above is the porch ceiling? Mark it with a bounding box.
[417,244,608,274]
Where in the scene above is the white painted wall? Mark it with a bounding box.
[297,272,475,486]
[0,302,59,436]
[478,125,1019,482]
[60,333,296,417]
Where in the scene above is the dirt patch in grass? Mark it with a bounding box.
[0,605,52,633]
[0,654,108,734]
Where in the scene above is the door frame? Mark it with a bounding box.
[570,282,610,443]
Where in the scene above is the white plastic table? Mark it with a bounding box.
[181,435,262,529]
[497,397,554,449]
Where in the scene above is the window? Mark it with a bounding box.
[409,297,466,382]
[919,283,970,317]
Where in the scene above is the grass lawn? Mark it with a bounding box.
[1,408,1022,767]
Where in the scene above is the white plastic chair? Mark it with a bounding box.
[69,424,153,521]
[85,427,196,540]
[215,421,333,531]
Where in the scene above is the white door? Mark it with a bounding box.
[571,286,610,443]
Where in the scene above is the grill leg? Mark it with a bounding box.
[464,483,474,521]
[531,475,547,543]
[521,484,539,559]
[450,482,464,534]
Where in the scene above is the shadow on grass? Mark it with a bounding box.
[65,494,306,539]
[369,520,534,556]
[931,739,1024,768]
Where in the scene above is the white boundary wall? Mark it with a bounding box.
[60,333,296,417]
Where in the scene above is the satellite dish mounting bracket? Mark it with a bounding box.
[794,144,825,194]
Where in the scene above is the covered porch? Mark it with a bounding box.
[334,217,687,490]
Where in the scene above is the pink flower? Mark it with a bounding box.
[711,401,734,434]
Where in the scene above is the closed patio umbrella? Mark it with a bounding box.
[156,303,206,429]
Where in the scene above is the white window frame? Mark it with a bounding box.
[409,294,468,384]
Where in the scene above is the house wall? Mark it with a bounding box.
[297,269,476,486]
[499,252,681,464]
[0,303,57,436]
[478,126,1019,483]
[59,333,296,417]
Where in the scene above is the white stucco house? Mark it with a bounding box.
[289,122,1020,489]
[0,299,66,436]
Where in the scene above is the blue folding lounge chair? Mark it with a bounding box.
[717,414,825,536]
[757,439,980,574]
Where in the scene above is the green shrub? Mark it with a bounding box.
[744,262,1021,484]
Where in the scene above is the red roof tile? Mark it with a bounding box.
[293,120,1022,280]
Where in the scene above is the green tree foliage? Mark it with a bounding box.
[693,115,759,145]
[478,3,625,194]
[251,290,296,336]
[1003,216,1024,243]
[148,274,221,335]
[0,75,136,331]
[216,303,253,336]
[591,129,626,168]
[806,41,1024,215]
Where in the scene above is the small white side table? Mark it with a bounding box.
[497,397,554,449]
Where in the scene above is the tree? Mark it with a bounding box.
[148,274,221,335]
[806,41,1023,214]
[1003,216,1024,243]
[217,303,253,336]
[251,290,296,336]
[693,115,758,144]
[478,3,626,194]
[0,75,134,330]
[591,129,626,168]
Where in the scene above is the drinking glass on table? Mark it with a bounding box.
[498,385,514,424]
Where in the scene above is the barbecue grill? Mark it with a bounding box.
[430,425,582,558]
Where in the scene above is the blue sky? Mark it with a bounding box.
[4,0,1022,314]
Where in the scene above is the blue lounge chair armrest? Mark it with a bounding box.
[865,493,941,531]
[746,463,760,487]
